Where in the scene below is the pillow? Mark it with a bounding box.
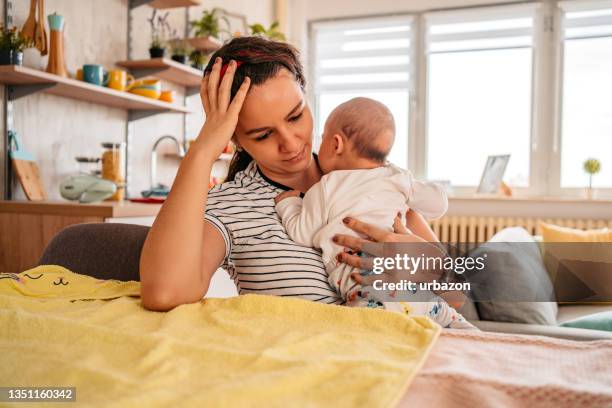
[540,222,612,243]
[560,311,612,332]
[467,227,558,326]
[539,222,612,303]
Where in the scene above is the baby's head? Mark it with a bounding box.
[317,97,395,174]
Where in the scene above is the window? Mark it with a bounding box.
[560,1,612,188]
[309,1,612,197]
[425,6,536,187]
[311,16,412,167]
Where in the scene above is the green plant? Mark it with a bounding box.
[0,25,34,52]
[248,21,286,41]
[170,38,191,57]
[148,10,171,49]
[583,158,602,190]
[190,8,230,39]
[190,50,209,67]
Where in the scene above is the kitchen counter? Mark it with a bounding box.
[0,200,162,218]
[0,199,162,273]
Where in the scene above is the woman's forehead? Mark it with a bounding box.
[239,72,304,124]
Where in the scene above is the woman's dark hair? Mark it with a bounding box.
[204,36,306,181]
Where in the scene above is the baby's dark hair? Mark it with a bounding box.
[204,37,306,181]
[327,97,395,163]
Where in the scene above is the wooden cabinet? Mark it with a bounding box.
[0,200,160,273]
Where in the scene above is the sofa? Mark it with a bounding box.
[38,223,612,341]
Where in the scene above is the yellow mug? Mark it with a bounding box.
[76,68,83,81]
[107,70,135,91]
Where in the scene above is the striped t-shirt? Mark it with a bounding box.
[204,159,342,304]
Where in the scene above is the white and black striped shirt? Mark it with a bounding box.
[204,159,342,304]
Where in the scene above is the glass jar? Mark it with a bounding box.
[101,142,126,201]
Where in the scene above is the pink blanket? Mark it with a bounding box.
[400,330,612,408]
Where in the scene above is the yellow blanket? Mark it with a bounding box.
[0,266,440,407]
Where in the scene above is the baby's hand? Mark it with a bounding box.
[274,190,301,204]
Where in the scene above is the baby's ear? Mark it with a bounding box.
[333,133,345,154]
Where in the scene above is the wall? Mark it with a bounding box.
[2,0,273,200]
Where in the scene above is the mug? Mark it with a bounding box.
[83,64,108,86]
[127,79,162,99]
[107,69,135,91]
[76,68,83,81]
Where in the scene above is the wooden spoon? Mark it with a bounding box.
[21,0,37,42]
[34,0,48,55]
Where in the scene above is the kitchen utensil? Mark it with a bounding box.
[159,90,175,103]
[59,174,116,203]
[107,70,135,91]
[129,197,165,204]
[127,79,162,99]
[35,0,48,56]
[46,13,67,76]
[21,0,38,43]
[8,131,47,201]
[83,64,108,86]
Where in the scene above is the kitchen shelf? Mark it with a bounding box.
[130,0,202,9]
[0,65,193,115]
[117,58,203,89]
[165,152,233,161]
[187,36,223,52]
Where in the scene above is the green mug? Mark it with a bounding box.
[83,64,109,86]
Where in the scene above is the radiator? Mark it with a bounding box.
[429,216,612,244]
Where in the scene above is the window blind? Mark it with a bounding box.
[425,4,537,54]
[311,16,412,92]
[561,0,612,39]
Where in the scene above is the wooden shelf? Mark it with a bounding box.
[117,58,203,88]
[130,0,201,9]
[187,36,223,52]
[0,65,193,115]
[165,152,233,161]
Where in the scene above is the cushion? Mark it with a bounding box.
[468,227,558,325]
[540,222,612,242]
[560,311,612,332]
[539,223,612,303]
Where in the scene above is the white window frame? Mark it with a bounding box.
[307,0,612,199]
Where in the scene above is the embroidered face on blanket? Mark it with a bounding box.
[0,266,139,300]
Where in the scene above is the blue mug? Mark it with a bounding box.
[83,64,109,86]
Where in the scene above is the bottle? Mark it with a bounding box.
[101,142,126,201]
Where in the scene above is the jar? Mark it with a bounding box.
[101,142,126,201]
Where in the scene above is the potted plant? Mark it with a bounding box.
[248,21,286,41]
[583,158,601,199]
[0,25,34,65]
[190,8,229,40]
[170,38,191,64]
[189,50,209,71]
[148,10,171,58]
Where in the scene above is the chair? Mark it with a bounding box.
[38,223,149,282]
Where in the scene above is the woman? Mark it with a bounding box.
[139,37,448,311]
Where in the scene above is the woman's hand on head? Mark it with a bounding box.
[195,57,251,157]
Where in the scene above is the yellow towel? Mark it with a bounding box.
[1,265,440,408]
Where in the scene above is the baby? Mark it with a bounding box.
[275,97,474,330]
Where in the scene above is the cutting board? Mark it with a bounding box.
[9,131,47,201]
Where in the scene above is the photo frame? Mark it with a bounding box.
[476,154,511,194]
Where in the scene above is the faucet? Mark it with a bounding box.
[150,135,185,189]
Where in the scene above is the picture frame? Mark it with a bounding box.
[476,154,511,194]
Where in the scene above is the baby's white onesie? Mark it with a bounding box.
[275,165,475,329]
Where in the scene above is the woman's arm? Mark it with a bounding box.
[140,58,250,311]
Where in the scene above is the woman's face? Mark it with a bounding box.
[234,69,314,177]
